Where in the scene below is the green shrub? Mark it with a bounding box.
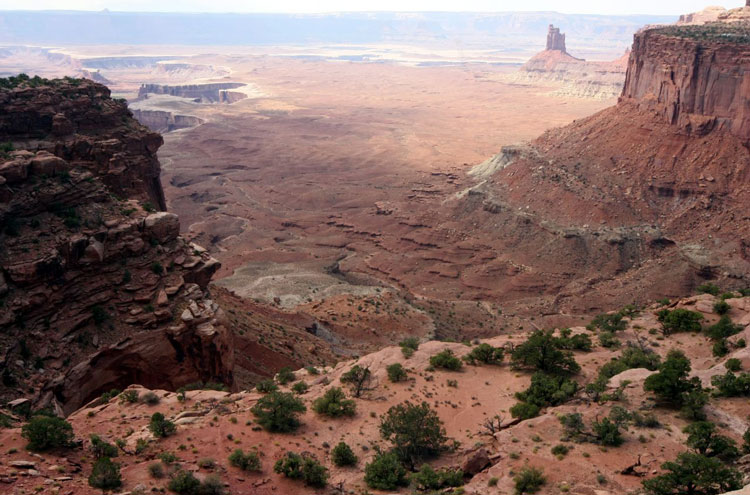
[511,330,580,375]
[705,315,743,340]
[276,367,295,385]
[312,387,356,418]
[510,402,541,420]
[198,457,215,469]
[90,434,118,459]
[599,332,621,348]
[331,441,358,466]
[400,337,420,358]
[387,363,408,382]
[168,470,201,494]
[411,464,464,490]
[149,412,176,438]
[429,349,463,371]
[340,364,376,397]
[229,448,262,472]
[592,418,623,446]
[657,309,703,335]
[274,452,328,487]
[119,390,139,404]
[713,339,729,358]
[91,305,110,326]
[714,300,731,315]
[513,466,546,494]
[587,313,627,333]
[515,372,578,410]
[598,347,661,381]
[380,401,448,468]
[364,451,408,490]
[684,421,739,462]
[88,457,122,490]
[551,444,569,456]
[632,412,661,428]
[251,392,306,432]
[21,416,74,451]
[556,330,593,352]
[711,371,750,397]
[644,350,702,406]
[291,381,309,394]
[725,358,742,372]
[151,262,163,274]
[255,379,278,393]
[642,452,741,495]
[559,413,586,440]
[464,343,505,365]
[697,283,721,296]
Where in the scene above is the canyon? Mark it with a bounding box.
[0,5,749,495]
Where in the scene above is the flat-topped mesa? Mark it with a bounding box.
[0,76,233,414]
[621,23,750,142]
[546,24,567,52]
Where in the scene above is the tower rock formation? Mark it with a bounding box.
[546,24,567,52]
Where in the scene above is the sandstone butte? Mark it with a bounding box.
[0,10,750,495]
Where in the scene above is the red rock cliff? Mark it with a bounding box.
[621,26,750,142]
[0,78,233,414]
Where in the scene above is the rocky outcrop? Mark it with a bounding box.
[138,83,247,104]
[513,25,628,100]
[546,24,567,52]
[131,109,204,133]
[0,78,233,414]
[621,25,750,143]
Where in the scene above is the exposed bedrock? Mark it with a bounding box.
[138,82,247,103]
[622,28,750,142]
[0,79,233,414]
[131,109,205,133]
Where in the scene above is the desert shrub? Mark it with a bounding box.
[149,412,176,438]
[90,434,118,459]
[199,475,225,495]
[587,313,627,333]
[556,330,593,352]
[697,283,721,296]
[340,364,376,397]
[276,367,295,385]
[515,372,578,413]
[713,339,729,357]
[198,457,215,469]
[642,452,741,495]
[598,347,661,381]
[148,462,165,478]
[657,309,703,335]
[599,332,621,349]
[228,448,262,472]
[559,413,586,440]
[255,379,278,393]
[551,444,569,456]
[273,452,328,488]
[411,464,464,490]
[464,343,505,365]
[159,452,178,464]
[91,305,110,326]
[714,300,731,315]
[291,381,309,394]
[251,392,306,432]
[592,417,623,446]
[387,363,408,382]
[684,421,739,462]
[511,330,580,375]
[514,466,546,494]
[711,371,750,397]
[725,358,742,372]
[312,387,356,418]
[21,416,74,451]
[150,262,163,274]
[705,315,743,340]
[364,451,409,490]
[141,391,160,405]
[643,350,706,412]
[400,337,420,359]
[380,401,449,468]
[429,349,463,371]
[88,457,122,490]
[119,389,139,404]
[510,402,541,420]
[331,441,358,466]
[168,470,201,494]
[305,366,320,375]
[632,412,661,428]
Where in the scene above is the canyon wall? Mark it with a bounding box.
[131,109,204,133]
[621,26,750,143]
[0,78,233,414]
[138,82,247,104]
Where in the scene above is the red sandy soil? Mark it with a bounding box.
[2,293,749,495]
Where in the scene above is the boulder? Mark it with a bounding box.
[0,158,29,183]
[30,152,68,176]
[144,212,179,243]
[461,447,492,475]
[80,240,105,264]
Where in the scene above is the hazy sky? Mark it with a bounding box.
[0,0,743,15]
